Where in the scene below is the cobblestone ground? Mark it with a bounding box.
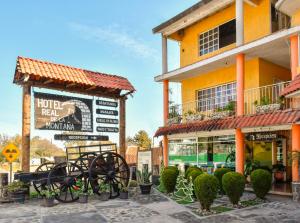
[0,189,300,223]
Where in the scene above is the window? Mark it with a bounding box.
[197,82,236,111]
[199,20,236,56]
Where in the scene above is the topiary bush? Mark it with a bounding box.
[222,172,245,205]
[165,166,179,175]
[161,168,179,193]
[214,168,231,194]
[185,166,201,179]
[194,174,219,211]
[250,169,272,199]
[187,169,203,182]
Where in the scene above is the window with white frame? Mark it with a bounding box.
[199,20,236,56]
[197,82,236,111]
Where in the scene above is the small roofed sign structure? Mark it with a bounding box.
[13,56,135,171]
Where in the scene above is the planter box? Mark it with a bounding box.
[185,114,204,122]
[78,194,88,203]
[9,190,26,204]
[139,184,152,195]
[292,182,300,202]
[99,192,110,201]
[209,110,233,120]
[41,197,55,207]
[119,191,128,199]
[167,116,182,125]
[256,103,281,114]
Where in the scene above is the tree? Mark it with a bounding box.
[131,130,152,149]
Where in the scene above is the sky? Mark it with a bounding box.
[0,0,199,147]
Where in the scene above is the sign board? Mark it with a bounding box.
[96,118,118,124]
[97,127,119,133]
[96,100,118,108]
[34,93,93,132]
[137,150,152,172]
[246,132,277,141]
[96,109,118,116]
[2,143,20,163]
[54,134,109,141]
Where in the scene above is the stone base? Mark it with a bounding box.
[292,182,300,202]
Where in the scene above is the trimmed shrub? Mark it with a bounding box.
[194,174,219,211]
[222,172,245,205]
[214,168,231,194]
[161,168,179,193]
[251,169,272,199]
[185,166,201,179]
[188,169,203,182]
[165,166,179,175]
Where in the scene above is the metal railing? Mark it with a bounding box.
[168,81,300,125]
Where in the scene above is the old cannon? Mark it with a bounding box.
[14,143,130,203]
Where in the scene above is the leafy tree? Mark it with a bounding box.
[130,130,152,149]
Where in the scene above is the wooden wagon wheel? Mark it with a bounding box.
[88,152,130,199]
[74,152,97,171]
[32,162,55,195]
[47,162,86,203]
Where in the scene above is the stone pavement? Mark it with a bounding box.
[0,190,299,223]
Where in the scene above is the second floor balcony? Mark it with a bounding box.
[168,81,300,125]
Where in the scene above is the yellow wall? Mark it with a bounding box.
[181,58,290,105]
[177,0,272,67]
[291,9,300,27]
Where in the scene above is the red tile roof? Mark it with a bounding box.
[281,75,300,97]
[154,109,300,137]
[13,56,135,92]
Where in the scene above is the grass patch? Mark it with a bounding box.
[211,205,233,213]
[240,199,264,207]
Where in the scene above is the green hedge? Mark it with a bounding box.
[250,169,272,199]
[194,174,219,211]
[214,168,231,194]
[222,172,245,205]
[185,166,201,179]
[187,169,203,182]
[161,168,179,193]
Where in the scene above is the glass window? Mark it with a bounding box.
[197,82,236,112]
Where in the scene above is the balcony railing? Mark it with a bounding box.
[168,81,300,125]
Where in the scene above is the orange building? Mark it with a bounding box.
[153,0,300,196]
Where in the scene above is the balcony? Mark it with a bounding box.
[168,81,300,125]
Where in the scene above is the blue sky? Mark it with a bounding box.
[0,0,198,146]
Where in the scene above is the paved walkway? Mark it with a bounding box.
[0,190,300,223]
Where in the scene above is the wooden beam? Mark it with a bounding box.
[244,0,257,7]
[22,85,31,171]
[86,86,96,91]
[66,83,76,88]
[44,79,53,84]
[119,96,126,158]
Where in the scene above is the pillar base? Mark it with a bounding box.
[292,182,300,202]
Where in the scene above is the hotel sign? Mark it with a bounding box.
[97,127,119,133]
[96,118,118,124]
[34,93,93,132]
[96,100,118,108]
[54,134,108,141]
[246,132,277,141]
[96,109,118,116]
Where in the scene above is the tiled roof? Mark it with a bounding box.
[154,109,300,137]
[281,75,300,97]
[14,56,135,92]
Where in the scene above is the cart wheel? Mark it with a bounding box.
[89,152,130,199]
[47,162,86,203]
[33,162,55,195]
[74,152,97,171]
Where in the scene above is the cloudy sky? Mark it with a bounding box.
[0,0,198,146]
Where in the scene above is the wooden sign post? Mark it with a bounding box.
[2,143,20,183]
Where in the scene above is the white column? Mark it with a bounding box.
[236,0,244,46]
[162,35,168,73]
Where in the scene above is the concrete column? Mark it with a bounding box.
[163,79,169,166]
[236,54,245,116]
[292,124,300,182]
[236,0,244,46]
[162,35,168,73]
[290,35,299,80]
[22,85,31,172]
[119,97,126,159]
[235,128,244,174]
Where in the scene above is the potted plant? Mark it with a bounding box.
[6,181,28,204]
[99,182,110,201]
[272,162,286,182]
[40,188,57,207]
[74,179,89,203]
[254,96,281,114]
[128,180,138,197]
[137,168,152,195]
[209,101,235,119]
[119,184,129,199]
